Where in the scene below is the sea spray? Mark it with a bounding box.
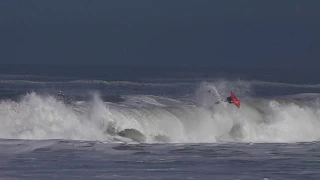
[0,80,320,143]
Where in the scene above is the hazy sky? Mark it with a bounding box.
[0,1,319,67]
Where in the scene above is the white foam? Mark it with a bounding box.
[0,92,107,141]
[0,81,320,143]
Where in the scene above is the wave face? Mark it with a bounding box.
[1,79,320,144]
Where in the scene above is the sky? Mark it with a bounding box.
[0,1,319,68]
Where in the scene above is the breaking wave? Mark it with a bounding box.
[1,81,320,143]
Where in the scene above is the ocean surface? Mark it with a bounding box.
[0,65,320,179]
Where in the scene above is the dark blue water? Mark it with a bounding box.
[0,64,319,83]
[1,140,320,180]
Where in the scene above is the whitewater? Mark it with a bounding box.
[1,75,320,179]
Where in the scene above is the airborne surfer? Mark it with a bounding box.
[226,96,234,103]
[209,90,241,108]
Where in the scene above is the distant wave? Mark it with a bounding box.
[250,80,320,88]
[1,78,320,89]
[0,79,189,87]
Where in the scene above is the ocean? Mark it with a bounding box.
[0,65,320,179]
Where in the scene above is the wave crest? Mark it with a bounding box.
[0,81,320,143]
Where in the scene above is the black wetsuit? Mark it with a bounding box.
[208,90,234,104]
[226,96,234,103]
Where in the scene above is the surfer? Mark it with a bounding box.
[209,90,240,108]
[226,96,234,103]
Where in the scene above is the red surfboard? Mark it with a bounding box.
[230,92,240,108]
